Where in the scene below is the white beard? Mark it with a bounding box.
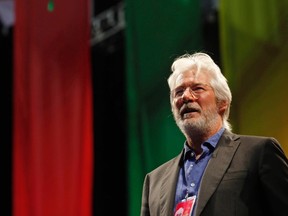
[173,103,220,138]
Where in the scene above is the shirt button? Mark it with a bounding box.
[191,183,195,187]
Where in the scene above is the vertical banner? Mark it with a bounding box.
[13,1,93,216]
[125,0,202,215]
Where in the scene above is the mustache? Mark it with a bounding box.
[179,103,201,116]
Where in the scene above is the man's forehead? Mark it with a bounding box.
[172,69,209,88]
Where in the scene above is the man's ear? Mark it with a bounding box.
[218,100,228,115]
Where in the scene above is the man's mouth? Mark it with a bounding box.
[180,104,200,118]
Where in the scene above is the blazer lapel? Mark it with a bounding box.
[195,131,240,216]
[159,153,183,216]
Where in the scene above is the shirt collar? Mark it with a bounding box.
[183,127,225,160]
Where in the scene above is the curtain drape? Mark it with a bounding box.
[13,1,93,215]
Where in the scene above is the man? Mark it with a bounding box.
[140,52,288,216]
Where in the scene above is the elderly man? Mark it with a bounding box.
[140,52,288,216]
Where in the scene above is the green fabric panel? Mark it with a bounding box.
[125,0,202,215]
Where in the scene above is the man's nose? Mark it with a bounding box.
[182,88,198,102]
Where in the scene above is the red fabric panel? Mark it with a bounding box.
[13,1,93,216]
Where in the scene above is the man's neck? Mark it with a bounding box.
[185,125,223,154]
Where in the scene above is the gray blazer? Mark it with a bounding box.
[140,130,288,216]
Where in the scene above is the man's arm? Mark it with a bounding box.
[260,138,288,215]
[140,175,150,216]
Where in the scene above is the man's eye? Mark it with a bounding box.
[174,89,184,97]
[192,86,205,93]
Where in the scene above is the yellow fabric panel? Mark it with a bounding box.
[237,43,288,154]
[220,0,288,154]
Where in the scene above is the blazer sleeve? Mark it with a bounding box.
[259,138,288,215]
[140,174,150,216]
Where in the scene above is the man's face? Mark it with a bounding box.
[171,69,222,135]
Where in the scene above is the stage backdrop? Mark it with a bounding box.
[125,0,202,215]
[13,1,93,216]
[220,0,288,154]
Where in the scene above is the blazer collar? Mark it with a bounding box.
[194,130,241,216]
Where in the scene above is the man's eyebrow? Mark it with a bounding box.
[175,82,206,88]
[193,82,207,86]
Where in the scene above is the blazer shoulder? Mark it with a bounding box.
[220,131,284,154]
[224,130,280,145]
[237,134,280,145]
[225,132,285,155]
